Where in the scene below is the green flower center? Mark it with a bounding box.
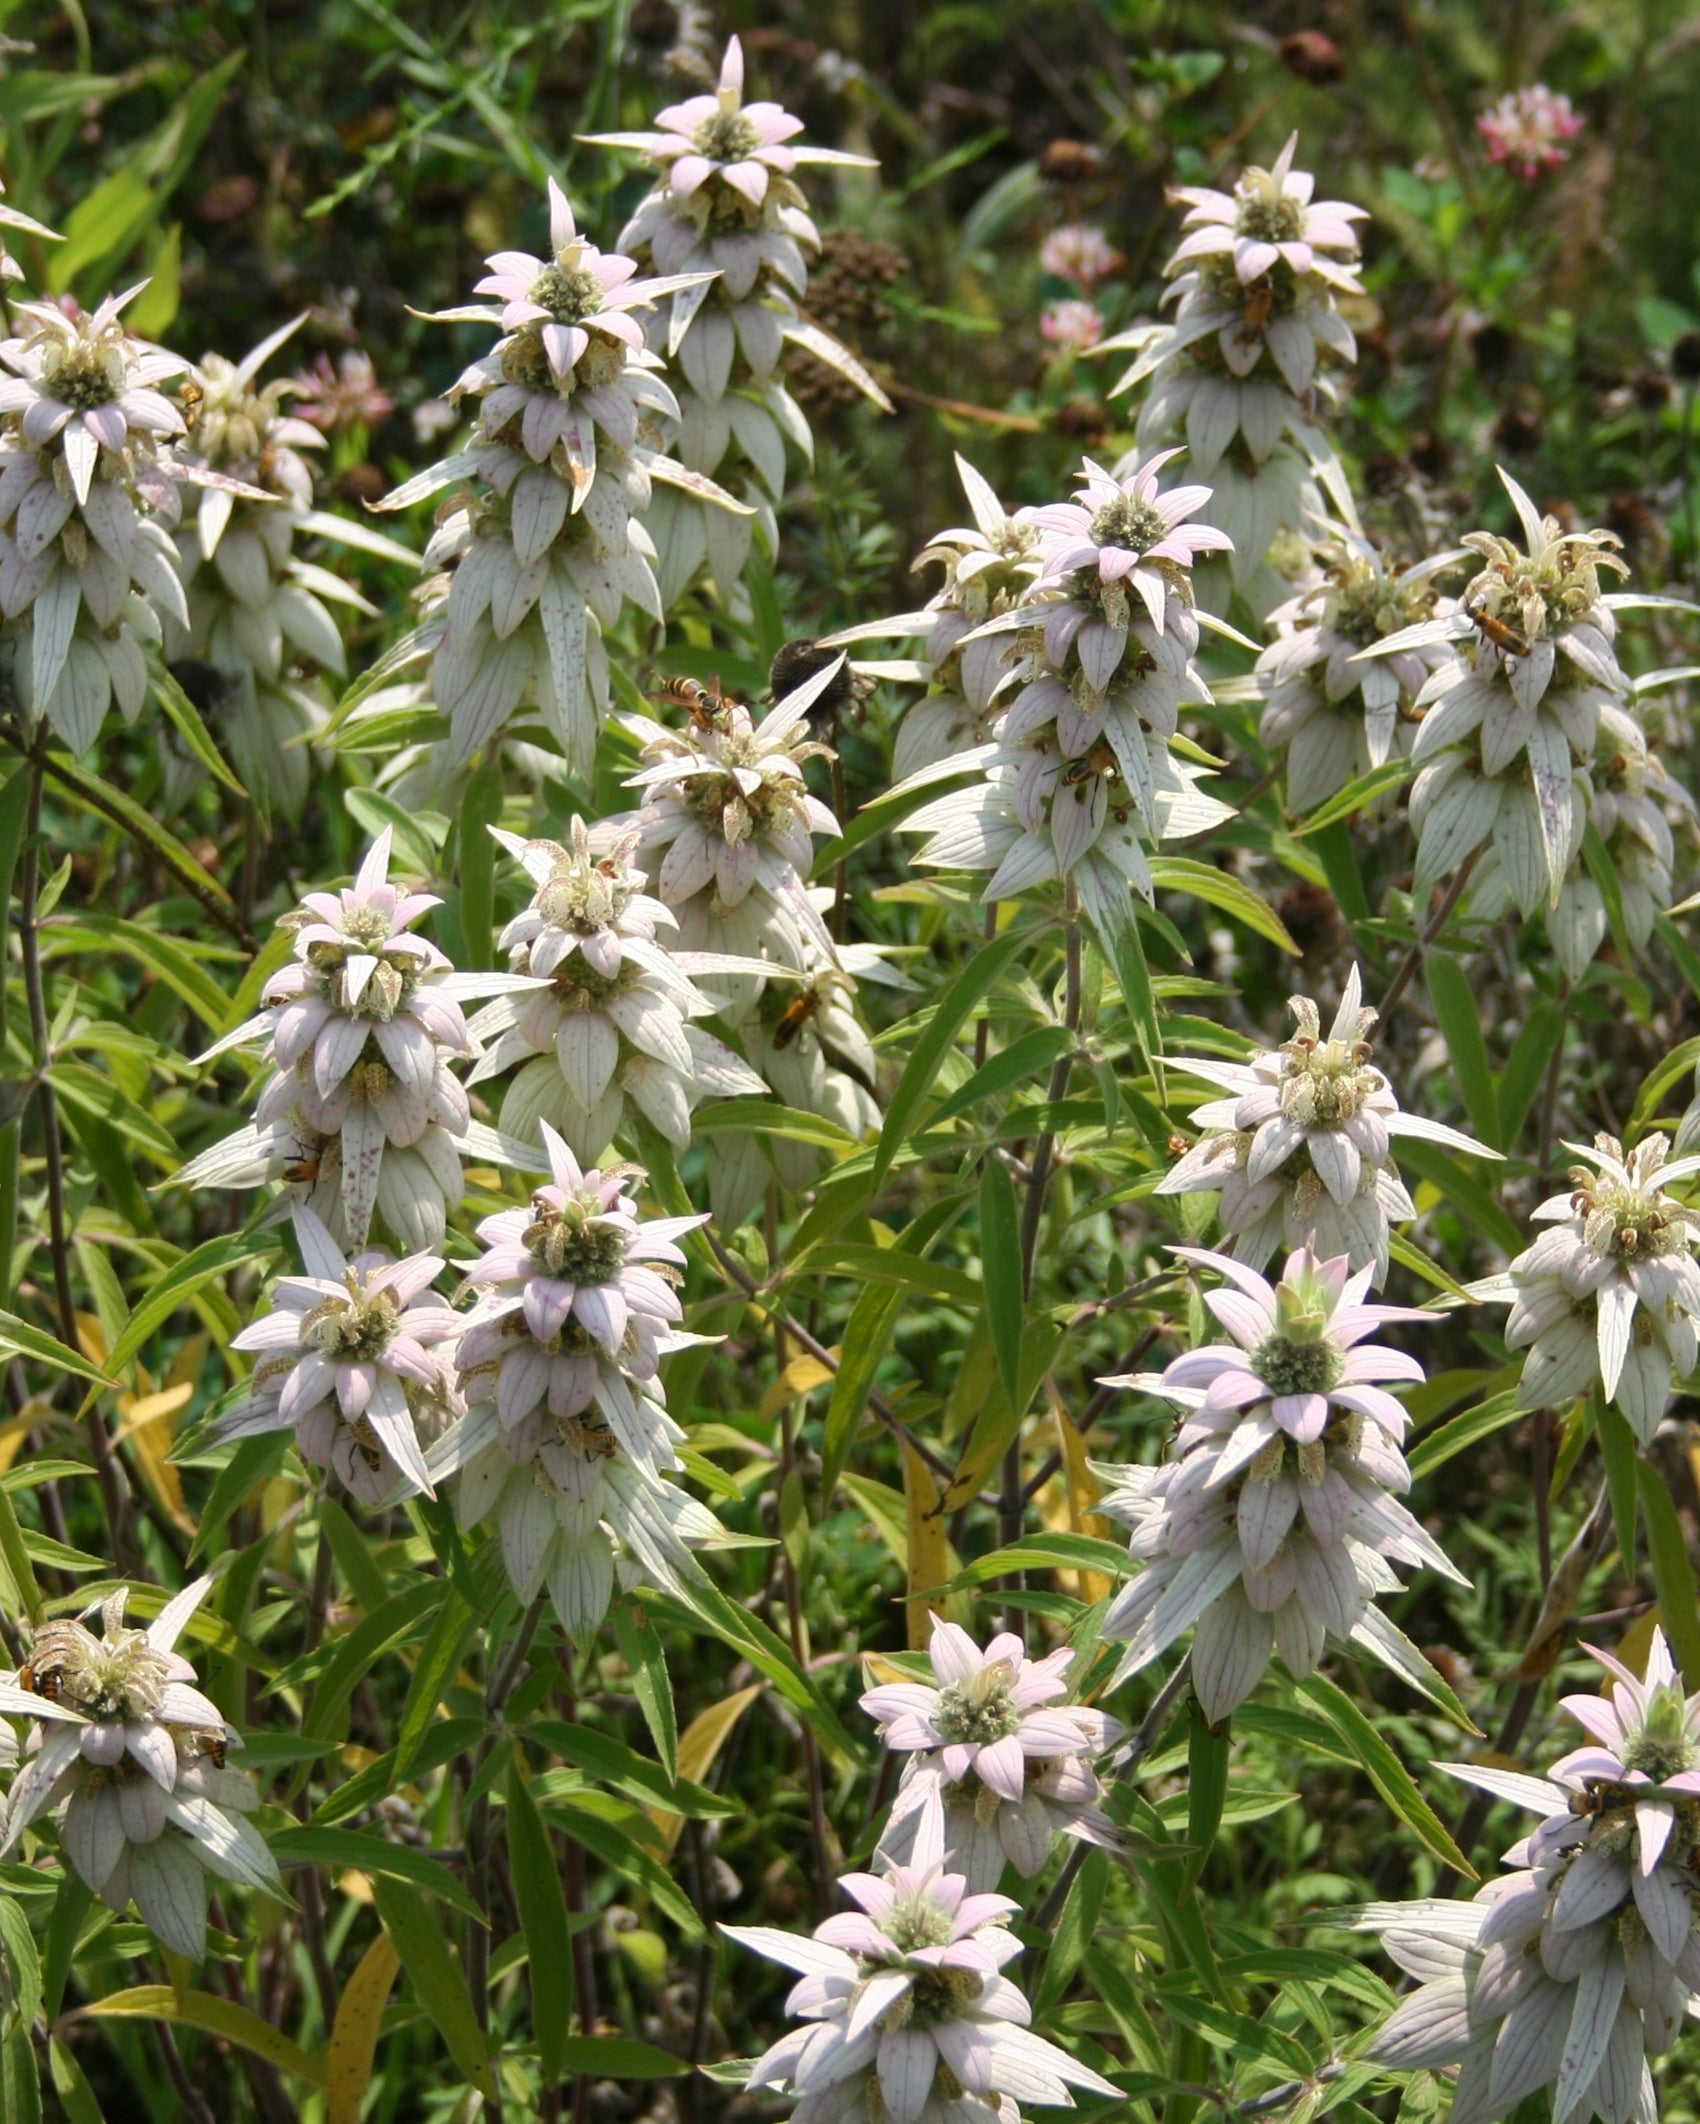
[883,1893,956,1955]
[43,346,120,412]
[524,1200,628,1284]
[1280,1037,1375,1126]
[932,1664,1021,1747]
[1622,1683,1700,1780]
[1252,1335,1342,1398]
[1236,192,1305,244]
[536,864,632,935]
[301,1289,401,1364]
[896,1966,982,2029]
[692,111,762,164]
[303,939,417,1020]
[1088,494,1167,554]
[527,262,606,325]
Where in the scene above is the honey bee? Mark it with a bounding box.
[1569,1776,1690,1816]
[1470,608,1531,659]
[1166,1133,1191,1158]
[20,1662,62,1702]
[1061,741,1120,788]
[206,1735,229,1769]
[654,675,734,735]
[1240,282,1275,336]
[772,988,824,1050]
[282,1153,322,1186]
[178,378,204,430]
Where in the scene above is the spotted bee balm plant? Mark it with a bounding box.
[7,12,1700,2124]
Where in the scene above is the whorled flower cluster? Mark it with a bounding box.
[466,817,766,1163]
[900,452,1235,951]
[835,454,1044,780]
[1098,1244,1465,1721]
[1159,965,1491,1282]
[623,657,844,1004]
[180,829,520,1251]
[1366,469,1695,975]
[1257,531,1460,815]
[1364,1627,1700,2124]
[1496,1132,1700,1442]
[0,285,197,753]
[1,1582,280,1961]
[1096,136,1365,608]
[860,1617,1125,1893]
[726,1793,1119,2124]
[377,178,743,780]
[588,36,884,606]
[432,1122,724,1639]
[162,317,387,818]
[221,1207,462,1503]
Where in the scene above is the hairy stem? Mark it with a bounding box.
[17,741,136,1572]
[1377,849,1480,1022]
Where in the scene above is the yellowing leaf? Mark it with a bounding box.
[652,1685,764,1851]
[903,1439,948,1650]
[759,1355,835,1422]
[75,1986,325,2086]
[327,1931,401,2124]
[1048,1396,1113,1604]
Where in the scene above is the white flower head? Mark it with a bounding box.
[1364,1626,1700,2124]
[1259,532,1461,814]
[1158,965,1494,1281]
[182,830,520,1252]
[467,816,766,1161]
[1503,1132,1700,1440]
[1,1580,280,1961]
[725,1794,1117,2124]
[222,1207,461,1502]
[861,1616,1126,1890]
[436,1122,717,1640]
[1100,1242,1464,1720]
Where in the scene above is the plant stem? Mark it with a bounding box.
[468,1593,547,2033]
[17,740,136,1573]
[1002,886,1083,1635]
[1032,1652,1193,1932]
[1377,850,1481,1022]
[559,1644,599,2124]
[1535,982,1572,1177]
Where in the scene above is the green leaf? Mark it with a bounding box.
[543,1803,704,1939]
[0,2024,38,2124]
[1409,1389,1522,1480]
[0,1309,114,1387]
[524,1720,737,1819]
[819,1281,906,1500]
[872,925,1035,1187]
[947,1533,1128,1587]
[316,1494,392,1619]
[689,1101,858,1151]
[1498,1000,1567,1149]
[289,1580,450,1741]
[1424,954,1500,1150]
[0,766,34,1046]
[457,760,503,970]
[0,1485,43,1623]
[189,1432,290,1560]
[1183,1700,1230,1892]
[1149,857,1299,954]
[372,1877,497,2101]
[1105,913,1161,1062]
[978,1158,1023,1406]
[613,1597,677,1781]
[46,758,238,919]
[1307,820,1371,926]
[556,2038,689,2079]
[925,1026,1072,1130]
[1349,1607,1480,1731]
[1294,762,1415,835]
[0,1891,42,2026]
[1638,1460,1700,1687]
[271,1825,482,1921]
[392,1588,479,1782]
[505,1762,575,2085]
[152,662,245,797]
[1292,1673,1474,1877]
[47,2039,106,2124]
[1034,1847,1106,2016]
[102,1235,275,1376]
